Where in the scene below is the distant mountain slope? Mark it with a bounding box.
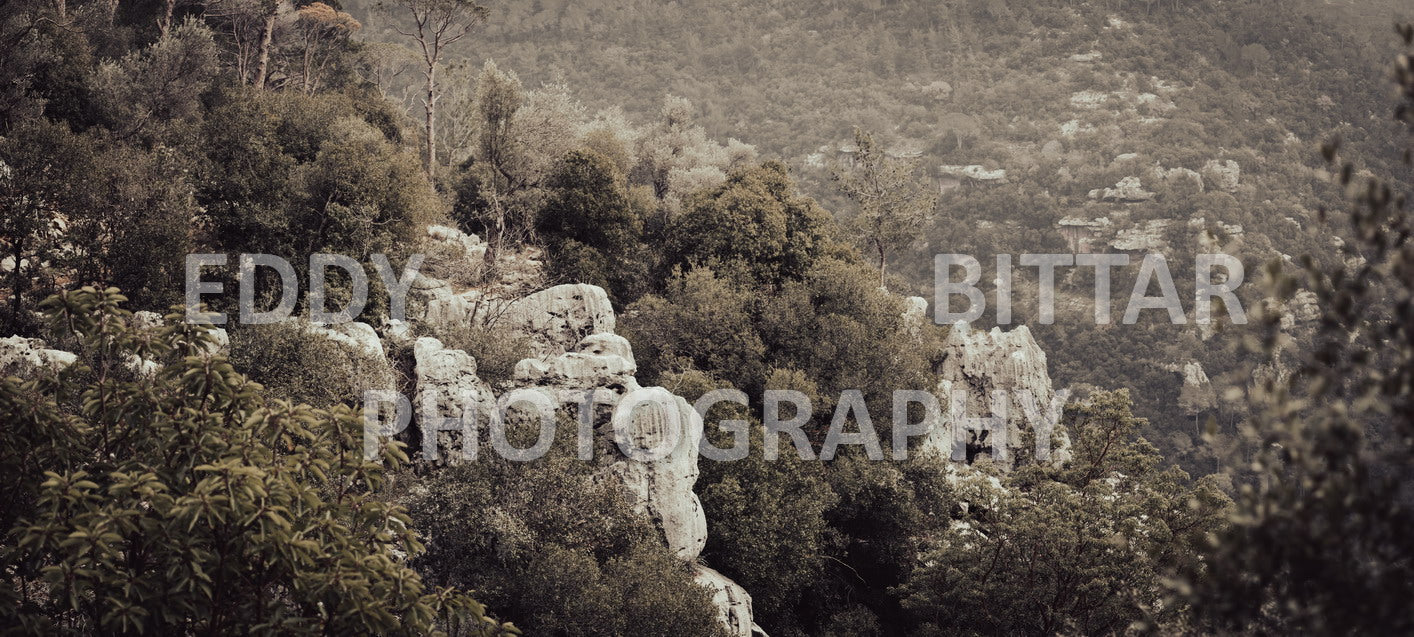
[349,0,1405,473]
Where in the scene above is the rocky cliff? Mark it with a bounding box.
[928,319,1070,469]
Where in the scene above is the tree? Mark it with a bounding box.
[292,2,360,94]
[831,128,936,289]
[400,435,726,636]
[454,62,583,263]
[0,287,517,636]
[0,121,86,335]
[379,0,489,176]
[1185,25,1414,634]
[88,18,218,144]
[664,160,832,288]
[538,149,651,304]
[206,0,281,87]
[899,391,1231,635]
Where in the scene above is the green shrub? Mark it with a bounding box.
[0,287,513,636]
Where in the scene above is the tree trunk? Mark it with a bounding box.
[252,12,276,89]
[424,62,437,178]
[158,0,174,36]
[302,42,313,93]
[8,238,24,331]
[877,242,887,289]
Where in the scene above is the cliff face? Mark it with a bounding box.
[928,320,1070,469]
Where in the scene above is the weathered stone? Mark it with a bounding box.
[427,224,486,261]
[929,322,1068,468]
[606,386,708,561]
[1201,159,1241,192]
[502,284,616,357]
[307,321,384,360]
[513,334,639,391]
[693,565,762,637]
[902,296,929,334]
[1090,175,1154,202]
[1110,219,1171,252]
[0,336,76,377]
[1167,360,1217,415]
[413,336,496,431]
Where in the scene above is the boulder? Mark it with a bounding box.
[606,386,708,561]
[308,321,384,360]
[425,224,488,283]
[1168,360,1217,415]
[413,337,496,438]
[1201,159,1240,192]
[1089,175,1154,202]
[902,296,929,334]
[0,336,76,377]
[502,284,617,357]
[514,333,638,390]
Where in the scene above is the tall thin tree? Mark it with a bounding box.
[380,0,488,178]
[831,128,937,289]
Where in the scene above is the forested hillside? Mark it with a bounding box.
[348,0,1413,475]
[3,0,1414,634]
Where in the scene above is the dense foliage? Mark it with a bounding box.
[0,288,513,635]
[4,0,1414,633]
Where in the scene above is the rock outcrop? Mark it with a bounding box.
[1201,159,1241,192]
[514,332,638,390]
[693,565,759,637]
[929,322,1068,468]
[1089,175,1155,202]
[605,386,708,560]
[501,284,617,357]
[0,336,76,377]
[413,336,497,440]
[902,296,929,334]
[1167,360,1217,415]
[423,283,616,359]
[410,288,758,636]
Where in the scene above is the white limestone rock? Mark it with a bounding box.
[502,284,617,357]
[605,386,708,561]
[413,336,496,432]
[422,288,484,328]
[427,224,487,261]
[307,321,384,360]
[1089,175,1155,202]
[1201,159,1241,192]
[425,224,488,283]
[1167,360,1217,415]
[930,322,1069,468]
[902,296,929,334]
[693,565,762,637]
[0,336,76,377]
[514,333,638,390]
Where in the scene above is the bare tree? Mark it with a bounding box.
[206,0,281,86]
[379,0,489,177]
[250,0,278,88]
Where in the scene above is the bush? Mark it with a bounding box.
[400,452,727,637]
[0,287,512,636]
